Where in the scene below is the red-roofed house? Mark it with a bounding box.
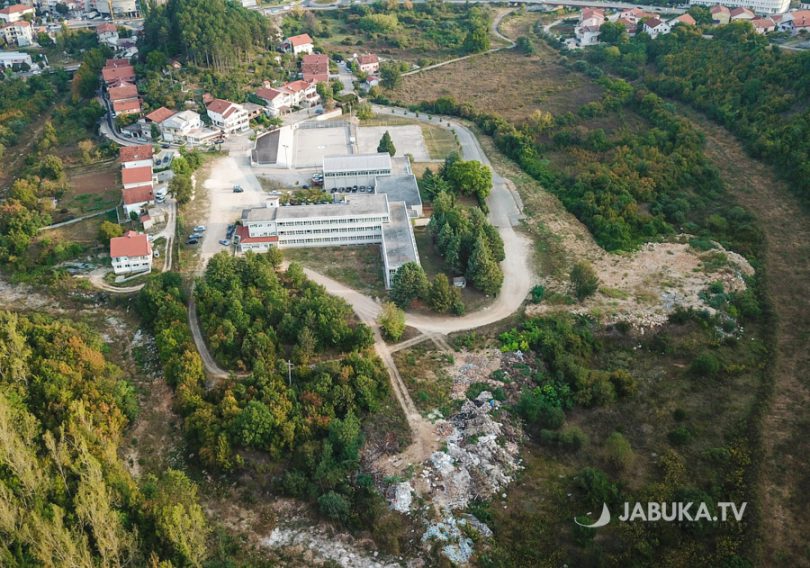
[0,4,35,23]
[122,166,154,189]
[255,80,319,116]
[119,144,153,168]
[711,5,731,24]
[145,106,176,124]
[301,53,329,83]
[750,16,776,31]
[206,99,249,134]
[102,64,135,85]
[670,13,697,26]
[730,7,755,20]
[357,53,379,74]
[110,231,152,274]
[780,9,810,32]
[108,82,138,101]
[96,23,118,45]
[236,224,279,253]
[643,17,671,37]
[618,7,653,23]
[283,33,314,55]
[122,186,155,216]
[1,19,33,47]
[112,98,142,116]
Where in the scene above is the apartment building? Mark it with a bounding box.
[322,153,392,190]
[255,80,320,116]
[1,19,33,47]
[110,231,152,275]
[691,0,790,15]
[0,4,35,23]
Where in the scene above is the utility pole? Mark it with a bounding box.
[286,359,292,386]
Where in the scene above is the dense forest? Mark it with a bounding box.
[580,23,810,207]
[0,311,208,566]
[140,256,401,530]
[140,0,273,69]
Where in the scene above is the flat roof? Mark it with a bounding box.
[323,153,392,174]
[243,194,389,222]
[383,202,419,269]
[375,174,422,212]
[252,129,280,165]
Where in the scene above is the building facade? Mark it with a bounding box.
[110,231,152,275]
[322,153,393,190]
[691,0,790,15]
[1,20,33,47]
[206,99,249,134]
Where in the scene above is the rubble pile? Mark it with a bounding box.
[421,514,494,565]
[418,392,522,512]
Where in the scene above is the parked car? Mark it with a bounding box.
[153,250,160,258]
[193,225,206,232]
[161,143,170,149]
[226,224,236,238]
[186,238,199,245]
[219,239,230,246]
[233,185,244,193]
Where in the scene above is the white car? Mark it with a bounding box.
[193,225,206,232]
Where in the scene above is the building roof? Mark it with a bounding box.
[145,106,176,123]
[122,166,153,185]
[617,17,638,30]
[236,224,279,244]
[752,16,775,27]
[382,201,419,269]
[119,144,153,163]
[108,82,138,101]
[243,193,389,223]
[301,53,329,82]
[730,7,754,17]
[113,99,141,113]
[374,174,422,212]
[102,65,135,83]
[673,13,696,25]
[789,10,810,26]
[164,110,201,128]
[0,4,34,15]
[284,79,313,93]
[711,4,730,13]
[286,33,313,47]
[206,98,240,116]
[256,87,284,101]
[251,128,280,165]
[110,230,151,258]
[645,17,665,28]
[96,23,117,34]
[122,185,154,205]
[581,7,604,18]
[302,53,329,65]
[2,19,30,28]
[323,153,392,174]
[106,58,130,68]
[357,53,378,65]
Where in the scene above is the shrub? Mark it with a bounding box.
[570,261,599,300]
[604,432,634,470]
[668,425,693,446]
[690,352,721,378]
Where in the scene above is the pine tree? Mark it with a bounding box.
[429,274,454,313]
[466,237,503,296]
[390,262,429,308]
[377,130,396,156]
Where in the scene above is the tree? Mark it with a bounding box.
[169,175,193,204]
[604,431,634,471]
[378,301,405,341]
[355,102,374,120]
[463,23,490,53]
[144,469,209,567]
[466,237,503,296]
[446,160,492,201]
[428,274,458,313]
[570,261,599,300]
[516,35,535,54]
[390,262,429,308]
[599,21,628,45]
[380,64,402,90]
[377,130,396,156]
[99,220,123,242]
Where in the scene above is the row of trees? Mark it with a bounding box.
[0,310,208,566]
[390,263,465,314]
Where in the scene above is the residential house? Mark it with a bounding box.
[779,9,810,32]
[122,166,153,190]
[751,15,776,31]
[284,80,319,107]
[122,186,154,216]
[255,87,289,116]
[206,98,249,134]
[108,81,141,116]
[356,53,379,74]
[144,106,176,125]
[575,8,605,45]
[0,4,35,23]
[112,98,141,116]
[161,110,220,145]
[730,7,756,19]
[110,231,152,275]
[282,33,314,55]
[670,13,697,26]
[102,59,135,85]
[617,7,654,23]
[255,80,319,116]
[710,4,731,24]
[1,19,33,47]
[96,22,118,46]
[616,17,639,35]
[301,53,329,83]
[643,17,671,37]
[120,144,153,169]
[0,50,32,69]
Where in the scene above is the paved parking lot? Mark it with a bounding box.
[357,125,430,161]
[293,126,351,167]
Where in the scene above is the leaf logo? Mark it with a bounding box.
[575,503,611,528]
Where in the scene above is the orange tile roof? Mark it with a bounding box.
[145,106,176,123]
[113,99,141,113]
[119,144,153,163]
[286,33,313,47]
[102,65,135,84]
[110,230,151,257]
[206,98,233,114]
[122,166,153,186]
[108,82,138,101]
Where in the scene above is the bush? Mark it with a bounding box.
[570,261,599,300]
[318,491,351,521]
[530,285,545,304]
[690,351,721,378]
[668,425,693,446]
[604,431,634,470]
[378,301,406,342]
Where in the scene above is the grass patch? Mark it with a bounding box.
[393,344,454,416]
[420,123,459,160]
[283,245,387,299]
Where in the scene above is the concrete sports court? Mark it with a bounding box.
[356,125,430,162]
[293,124,352,167]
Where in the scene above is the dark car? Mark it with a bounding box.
[302,183,310,189]
[233,185,244,193]
[186,238,199,245]
[226,224,236,238]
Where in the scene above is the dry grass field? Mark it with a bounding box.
[388,47,601,121]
